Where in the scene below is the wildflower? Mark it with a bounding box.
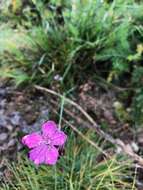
[54,74,63,81]
[22,121,67,165]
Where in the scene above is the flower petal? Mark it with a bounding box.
[42,121,57,138]
[52,131,67,146]
[22,132,43,148]
[45,146,59,165]
[29,144,47,165]
[29,145,59,165]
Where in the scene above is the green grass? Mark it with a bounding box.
[1,130,135,190]
[0,0,143,87]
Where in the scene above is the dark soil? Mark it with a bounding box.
[0,83,51,181]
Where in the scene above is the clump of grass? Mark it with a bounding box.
[0,0,143,87]
[1,130,135,190]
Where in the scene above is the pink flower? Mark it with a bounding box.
[22,121,67,165]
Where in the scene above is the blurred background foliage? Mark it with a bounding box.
[0,0,143,122]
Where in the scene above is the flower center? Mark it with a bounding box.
[45,138,51,145]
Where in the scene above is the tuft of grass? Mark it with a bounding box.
[0,0,143,87]
[1,130,135,190]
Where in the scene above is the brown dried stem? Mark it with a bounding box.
[35,85,143,166]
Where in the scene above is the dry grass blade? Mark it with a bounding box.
[35,85,143,166]
[51,107,107,156]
